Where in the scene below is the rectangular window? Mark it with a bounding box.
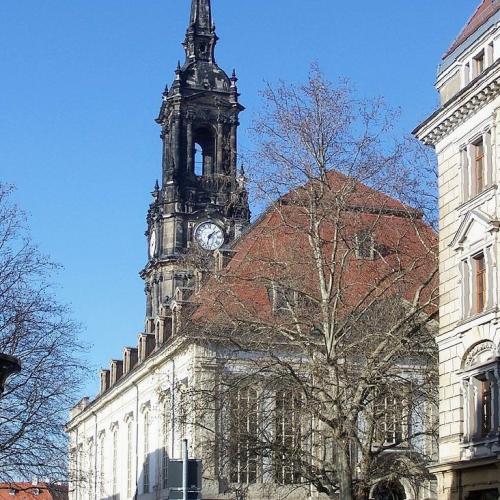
[474,252,486,314]
[229,387,259,484]
[275,390,301,485]
[375,388,408,445]
[473,138,485,195]
[474,51,485,76]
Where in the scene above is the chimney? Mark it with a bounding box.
[145,318,155,335]
[156,315,173,347]
[123,347,138,375]
[138,334,156,363]
[110,360,123,386]
[100,369,110,394]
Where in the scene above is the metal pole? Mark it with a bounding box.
[182,439,188,500]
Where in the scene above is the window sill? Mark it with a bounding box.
[457,184,497,216]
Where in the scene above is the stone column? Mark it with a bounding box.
[462,378,470,442]
[487,368,499,434]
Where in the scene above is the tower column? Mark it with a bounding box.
[230,120,237,176]
[173,112,181,175]
[187,118,194,176]
[216,119,224,176]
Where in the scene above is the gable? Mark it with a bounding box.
[450,209,499,251]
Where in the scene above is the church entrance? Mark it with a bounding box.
[372,481,406,500]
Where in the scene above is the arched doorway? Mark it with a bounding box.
[373,481,406,500]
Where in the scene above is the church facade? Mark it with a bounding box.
[68,2,440,500]
[414,1,500,498]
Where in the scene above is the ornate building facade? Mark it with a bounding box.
[67,2,439,500]
[415,1,500,498]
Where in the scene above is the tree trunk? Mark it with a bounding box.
[336,445,354,500]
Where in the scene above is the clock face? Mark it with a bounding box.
[149,229,157,258]
[195,222,224,251]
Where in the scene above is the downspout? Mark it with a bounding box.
[133,381,140,500]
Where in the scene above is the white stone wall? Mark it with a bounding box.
[68,341,198,500]
[416,14,500,499]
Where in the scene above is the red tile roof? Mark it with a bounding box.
[188,170,437,329]
[445,0,500,58]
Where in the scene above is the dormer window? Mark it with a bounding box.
[355,230,374,259]
[474,50,485,77]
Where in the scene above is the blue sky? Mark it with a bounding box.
[0,0,474,396]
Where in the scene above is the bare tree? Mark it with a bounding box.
[0,184,87,482]
[177,66,439,500]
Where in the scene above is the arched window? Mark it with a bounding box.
[193,128,215,177]
[162,394,171,489]
[143,412,150,493]
[127,421,133,498]
[112,429,118,496]
[88,440,94,500]
[99,435,106,498]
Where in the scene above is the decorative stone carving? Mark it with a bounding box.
[463,340,497,368]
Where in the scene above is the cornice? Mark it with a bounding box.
[414,59,500,146]
[65,334,193,430]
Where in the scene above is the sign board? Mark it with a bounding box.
[167,459,202,500]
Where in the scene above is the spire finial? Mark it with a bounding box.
[190,0,213,32]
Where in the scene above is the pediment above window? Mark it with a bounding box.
[450,209,500,252]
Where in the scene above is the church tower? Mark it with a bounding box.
[141,0,250,333]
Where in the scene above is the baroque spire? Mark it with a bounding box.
[184,0,218,63]
[189,0,213,33]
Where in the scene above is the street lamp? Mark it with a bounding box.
[0,353,21,396]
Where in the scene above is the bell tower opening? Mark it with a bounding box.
[193,127,215,177]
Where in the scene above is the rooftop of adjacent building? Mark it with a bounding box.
[445,0,500,59]
[0,483,67,500]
